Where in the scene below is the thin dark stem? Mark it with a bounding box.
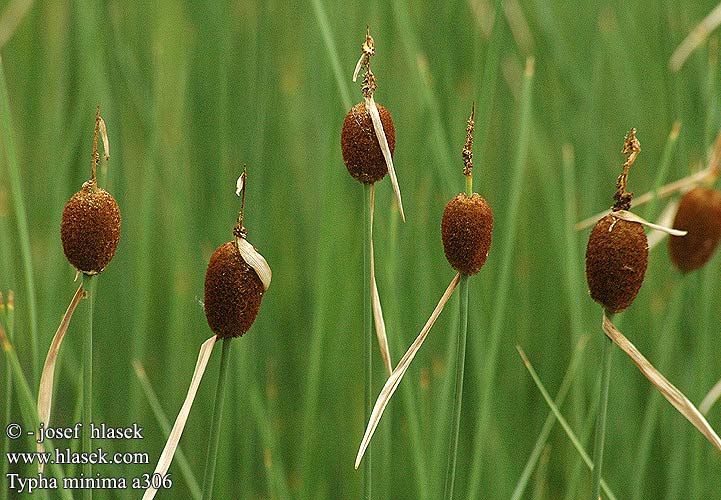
[363,182,372,500]
[444,273,470,500]
[590,316,614,500]
[82,275,96,500]
[201,337,232,500]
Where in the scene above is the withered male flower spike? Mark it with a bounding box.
[204,167,271,339]
[586,128,648,313]
[668,186,721,272]
[60,107,121,275]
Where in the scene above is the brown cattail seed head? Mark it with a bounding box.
[60,181,121,274]
[204,241,265,338]
[441,193,494,275]
[585,214,648,313]
[341,101,395,184]
[668,186,721,272]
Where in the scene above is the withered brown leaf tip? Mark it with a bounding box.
[340,101,395,184]
[668,187,721,273]
[585,214,648,313]
[204,241,264,338]
[441,193,494,275]
[60,181,121,274]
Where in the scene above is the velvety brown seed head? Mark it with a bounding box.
[668,186,721,272]
[340,101,395,184]
[441,193,493,275]
[60,182,121,274]
[585,214,648,313]
[204,241,265,338]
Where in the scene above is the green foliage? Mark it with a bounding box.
[1,0,721,498]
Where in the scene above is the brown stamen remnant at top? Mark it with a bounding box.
[360,26,377,99]
[462,102,475,178]
[612,128,641,212]
[234,166,248,240]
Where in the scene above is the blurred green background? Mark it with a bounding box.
[2,0,721,498]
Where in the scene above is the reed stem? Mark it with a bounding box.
[590,317,614,500]
[201,337,232,500]
[81,274,96,500]
[362,182,372,500]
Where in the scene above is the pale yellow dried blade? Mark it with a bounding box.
[236,237,272,291]
[612,209,687,236]
[352,53,364,82]
[669,2,721,71]
[370,184,392,376]
[365,95,405,222]
[355,274,460,469]
[700,376,721,416]
[602,311,721,452]
[647,199,680,250]
[36,284,84,473]
[142,335,218,500]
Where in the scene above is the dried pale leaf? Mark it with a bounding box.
[365,94,405,222]
[669,2,721,71]
[352,53,364,82]
[700,376,721,416]
[575,165,716,231]
[612,209,687,236]
[98,116,110,160]
[236,174,245,197]
[370,185,392,376]
[602,311,721,452]
[236,237,272,291]
[647,199,680,250]
[37,284,84,473]
[355,274,460,469]
[142,336,218,500]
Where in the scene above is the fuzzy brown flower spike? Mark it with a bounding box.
[204,168,271,338]
[441,105,494,275]
[60,107,120,275]
[586,129,648,313]
[668,186,721,272]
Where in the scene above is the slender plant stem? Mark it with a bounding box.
[362,182,372,500]
[590,315,614,500]
[0,59,39,384]
[443,273,469,500]
[82,275,96,500]
[201,337,233,500]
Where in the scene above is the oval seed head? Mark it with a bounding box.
[341,101,395,184]
[60,181,121,274]
[585,214,648,313]
[204,241,265,338]
[668,187,721,273]
[441,193,494,275]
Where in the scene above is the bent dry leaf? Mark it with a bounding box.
[142,335,218,500]
[602,311,721,452]
[647,199,680,250]
[236,237,272,291]
[669,2,721,71]
[355,273,460,469]
[364,94,405,223]
[37,284,84,473]
[612,210,687,236]
[370,184,393,376]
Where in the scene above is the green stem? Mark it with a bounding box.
[0,59,39,384]
[362,182,372,500]
[82,275,96,500]
[443,273,469,500]
[590,316,614,500]
[201,337,233,500]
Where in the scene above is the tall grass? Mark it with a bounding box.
[1,1,721,499]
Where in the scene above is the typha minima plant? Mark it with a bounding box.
[142,168,271,500]
[668,183,721,272]
[584,129,721,500]
[340,26,404,499]
[36,108,117,485]
[355,106,493,500]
